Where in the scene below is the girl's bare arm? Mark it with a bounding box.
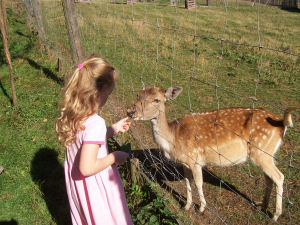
[107,117,131,139]
[79,144,128,177]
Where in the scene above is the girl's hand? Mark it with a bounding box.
[112,151,129,166]
[111,117,131,134]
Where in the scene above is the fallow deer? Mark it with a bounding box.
[127,85,294,222]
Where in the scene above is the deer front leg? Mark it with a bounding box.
[183,166,193,210]
[192,164,206,212]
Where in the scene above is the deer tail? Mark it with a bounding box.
[283,107,296,128]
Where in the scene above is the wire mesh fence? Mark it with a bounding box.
[21,0,300,224]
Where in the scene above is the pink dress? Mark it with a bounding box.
[64,114,133,225]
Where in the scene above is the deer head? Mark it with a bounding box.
[127,86,183,120]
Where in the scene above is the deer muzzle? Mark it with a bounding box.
[127,105,136,118]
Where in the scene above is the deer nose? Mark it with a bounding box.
[127,106,136,118]
[127,111,134,118]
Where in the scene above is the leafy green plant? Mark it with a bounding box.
[128,182,178,225]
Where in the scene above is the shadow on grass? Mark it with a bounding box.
[131,148,256,210]
[281,7,300,13]
[30,148,71,225]
[0,79,13,105]
[0,219,18,225]
[24,58,64,86]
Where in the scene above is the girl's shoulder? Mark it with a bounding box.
[82,114,106,143]
[84,114,105,127]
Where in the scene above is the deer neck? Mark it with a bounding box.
[151,107,174,159]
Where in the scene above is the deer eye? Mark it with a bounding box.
[153,99,160,103]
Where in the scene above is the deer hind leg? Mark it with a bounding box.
[261,174,273,212]
[183,166,193,210]
[192,164,206,212]
[260,161,284,222]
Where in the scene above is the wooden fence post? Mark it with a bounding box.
[0,2,17,107]
[24,0,35,31]
[185,0,195,9]
[130,158,141,184]
[31,0,47,50]
[62,0,84,64]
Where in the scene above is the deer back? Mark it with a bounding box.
[170,108,285,167]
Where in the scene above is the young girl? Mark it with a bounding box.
[55,56,133,225]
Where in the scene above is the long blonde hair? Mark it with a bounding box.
[55,56,119,147]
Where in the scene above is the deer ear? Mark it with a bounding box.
[165,87,183,101]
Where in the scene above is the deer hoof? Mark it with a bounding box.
[200,205,206,213]
[256,201,263,206]
[184,203,191,211]
[272,216,278,222]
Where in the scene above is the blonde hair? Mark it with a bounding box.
[55,56,119,147]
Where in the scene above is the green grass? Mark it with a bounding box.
[0,10,67,225]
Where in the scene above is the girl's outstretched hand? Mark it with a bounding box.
[112,151,129,166]
[111,117,131,134]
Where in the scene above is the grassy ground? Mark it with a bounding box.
[0,5,70,224]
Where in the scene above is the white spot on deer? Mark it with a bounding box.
[263,135,267,140]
